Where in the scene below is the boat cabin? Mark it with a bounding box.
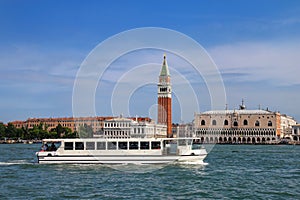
[40,138,203,154]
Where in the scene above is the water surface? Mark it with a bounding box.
[0,144,299,199]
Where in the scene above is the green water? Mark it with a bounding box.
[0,144,299,199]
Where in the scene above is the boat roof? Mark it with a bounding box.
[42,137,200,142]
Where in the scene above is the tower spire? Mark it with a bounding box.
[240,98,246,110]
[160,54,170,77]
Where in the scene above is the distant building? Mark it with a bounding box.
[95,117,167,139]
[280,114,297,138]
[10,116,153,134]
[157,54,172,137]
[11,117,111,132]
[194,101,297,144]
[291,124,300,142]
[172,123,193,138]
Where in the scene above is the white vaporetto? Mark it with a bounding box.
[36,137,207,165]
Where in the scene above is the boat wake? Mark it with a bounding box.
[178,161,209,165]
[0,160,33,166]
[107,163,168,173]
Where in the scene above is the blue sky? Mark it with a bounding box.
[1,0,300,123]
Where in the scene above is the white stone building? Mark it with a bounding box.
[193,102,297,144]
[280,114,297,138]
[94,117,167,139]
[291,124,300,142]
[172,123,194,138]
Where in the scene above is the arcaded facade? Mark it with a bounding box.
[194,108,284,144]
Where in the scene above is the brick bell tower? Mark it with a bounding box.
[157,54,172,137]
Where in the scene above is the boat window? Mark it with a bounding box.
[178,139,186,146]
[75,142,84,150]
[118,142,127,150]
[64,142,73,150]
[192,144,202,150]
[41,142,61,151]
[107,142,117,150]
[140,141,149,149]
[49,142,58,151]
[151,141,161,149]
[129,142,138,150]
[97,142,106,150]
[167,143,177,154]
[86,142,95,150]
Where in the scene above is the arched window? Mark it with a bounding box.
[243,119,248,126]
[268,121,272,126]
[212,120,217,126]
[233,121,238,126]
[255,121,260,127]
[201,120,205,126]
[224,120,229,126]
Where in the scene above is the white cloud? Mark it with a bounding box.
[208,41,300,85]
[205,40,300,121]
[0,45,84,87]
[10,40,300,122]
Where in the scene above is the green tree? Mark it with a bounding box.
[22,125,30,140]
[37,123,49,139]
[62,127,73,137]
[48,131,58,139]
[49,124,74,138]
[63,129,77,138]
[56,124,65,138]
[5,123,18,139]
[78,124,94,138]
[16,128,24,139]
[28,126,39,140]
[0,122,6,138]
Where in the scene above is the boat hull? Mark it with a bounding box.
[37,154,207,164]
